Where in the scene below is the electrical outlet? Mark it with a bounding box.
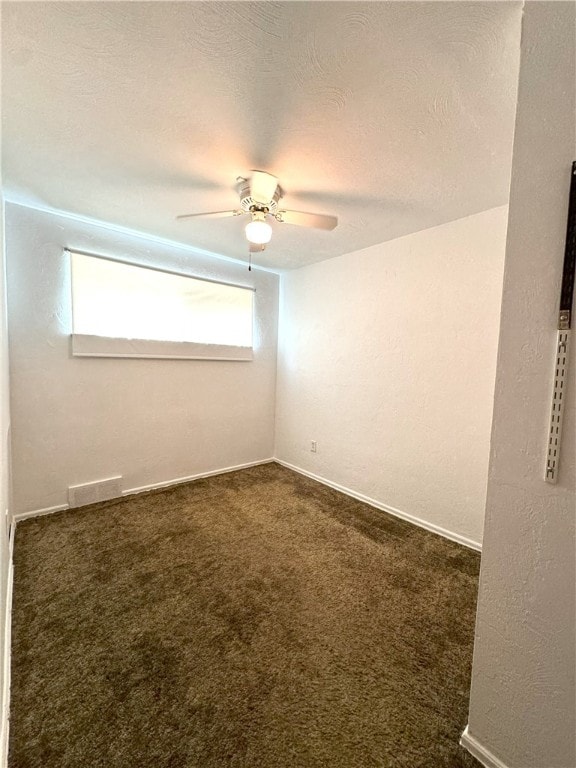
[311,440,317,453]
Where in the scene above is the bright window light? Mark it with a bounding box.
[70,251,253,348]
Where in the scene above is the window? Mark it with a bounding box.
[69,250,254,360]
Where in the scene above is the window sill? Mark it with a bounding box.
[71,334,253,361]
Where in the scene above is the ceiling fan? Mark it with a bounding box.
[176,170,338,259]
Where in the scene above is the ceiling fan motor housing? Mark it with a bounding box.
[238,178,283,215]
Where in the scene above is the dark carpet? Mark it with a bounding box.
[10,462,481,768]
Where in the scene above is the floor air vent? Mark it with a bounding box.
[68,477,123,508]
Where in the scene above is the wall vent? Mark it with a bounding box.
[68,476,123,508]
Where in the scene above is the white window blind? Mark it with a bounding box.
[69,250,254,360]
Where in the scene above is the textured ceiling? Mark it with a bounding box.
[2,1,522,271]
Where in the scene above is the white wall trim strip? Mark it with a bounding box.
[460,726,512,768]
[122,458,274,497]
[12,459,275,522]
[71,334,253,361]
[13,459,482,552]
[0,522,15,768]
[12,504,69,524]
[275,459,482,551]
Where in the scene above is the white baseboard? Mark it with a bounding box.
[13,460,482,553]
[274,459,482,551]
[122,458,274,497]
[460,726,511,768]
[12,503,69,524]
[12,458,276,523]
[0,521,15,768]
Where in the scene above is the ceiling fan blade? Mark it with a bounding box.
[276,210,338,230]
[176,210,240,221]
[249,242,266,253]
[250,170,278,206]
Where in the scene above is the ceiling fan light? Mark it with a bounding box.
[245,217,272,244]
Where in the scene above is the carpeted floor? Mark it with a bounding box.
[10,462,481,768]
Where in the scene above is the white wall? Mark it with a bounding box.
[275,205,508,547]
[465,3,576,767]
[0,197,13,760]
[6,203,278,514]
